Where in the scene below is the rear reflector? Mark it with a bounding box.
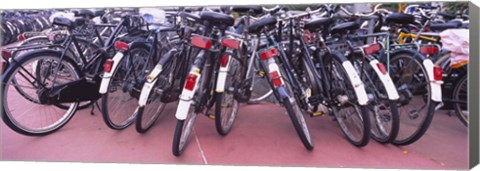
[376,62,387,75]
[103,59,114,73]
[1,60,7,74]
[18,33,26,41]
[433,66,443,81]
[221,38,240,49]
[184,73,198,91]
[269,71,283,87]
[260,47,279,60]
[1,50,12,58]
[114,41,129,51]
[191,36,212,49]
[221,54,229,67]
[363,43,381,55]
[419,45,439,55]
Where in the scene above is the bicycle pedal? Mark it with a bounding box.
[258,71,265,76]
[207,114,215,119]
[310,111,323,117]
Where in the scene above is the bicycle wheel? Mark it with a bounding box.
[248,59,274,103]
[323,54,370,147]
[453,75,468,126]
[282,84,314,150]
[172,103,198,156]
[389,52,435,145]
[355,60,399,143]
[135,66,174,133]
[214,53,242,136]
[1,50,80,136]
[101,45,152,130]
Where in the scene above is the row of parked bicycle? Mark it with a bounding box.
[0,3,469,156]
[1,10,54,45]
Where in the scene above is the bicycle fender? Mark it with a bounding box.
[423,59,443,102]
[98,52,124,94]
[175,68,201,120]
[341,61,369,106]
[327,52,368,105]
[369,60,400,100]
[138,64,162,107]
[215,54,231,93]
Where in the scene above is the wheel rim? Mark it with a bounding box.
[3,55,78,133]
[103,47,151,128]
[179,105,198,151]
[390,55,431,142]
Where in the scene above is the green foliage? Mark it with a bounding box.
[443,2,468,14]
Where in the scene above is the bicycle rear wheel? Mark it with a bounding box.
[389,52,435,145]
[135,70,174,133]
[354,59,399,143]
[1,50,80,136]
[453,75,468,126]
[101,45,151,130]
[323,54,370,147]
[214,53,242,136]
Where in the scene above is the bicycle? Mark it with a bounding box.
[1,14,142,136]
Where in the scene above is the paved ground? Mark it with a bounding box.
[0,102,468,170]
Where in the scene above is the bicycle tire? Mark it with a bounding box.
[1,50,81,136]
[453,75,468,126]
[281,89,314,150]
[214,52,243,135]
[172,103,199,156]
[389,52,436,145]
[354,59,400,143]
[135,67,174,133]
[324,54,370,147]
[101,45,151,130]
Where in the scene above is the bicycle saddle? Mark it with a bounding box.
[385,13,415,25]
[200,11,235,27]
[330,21,359,35]
[231,6,263,14]
[303,17,334,32]
[247,16,277,33]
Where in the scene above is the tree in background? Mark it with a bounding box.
[443,2,468,14]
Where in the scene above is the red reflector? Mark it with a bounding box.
[433,66,443,81]
[376,62,387,75]
[221,38,240,49]
[114,41,129,51]
[269,71,283,87]
[184,73,198,91]
[419,45,439,55]
[1,60,7,74]
[363,43,381,55]
[103,59,114,73]
[221,54,229,67]
[18,33,26,41]
[1,50,12,58]
[191,36,212,49]
[260,47,279,60]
